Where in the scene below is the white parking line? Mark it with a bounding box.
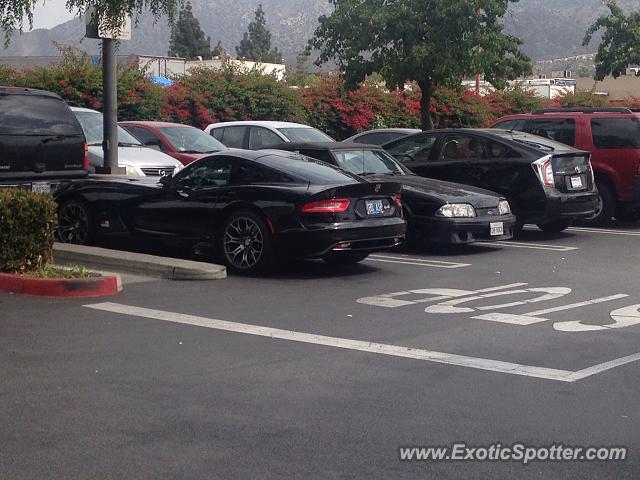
[567,226,640,237]
[476,240,578,252]
[367,254,471,269]
[84,302,640,383]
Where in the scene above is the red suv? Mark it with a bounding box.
[491,108,640,225]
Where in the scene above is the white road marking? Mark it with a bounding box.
[526,294,629,317]
[476,240,578,252]
[567,226,640,237]
[357,283,528,308]
[83,302,640,383]
[555,303,640,332]
[367,254,471,269]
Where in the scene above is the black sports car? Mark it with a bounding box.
[383,128,599,234]
[270,142,517,245]
[54,150,406,274]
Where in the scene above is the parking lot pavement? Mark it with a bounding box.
[1,224,640,479]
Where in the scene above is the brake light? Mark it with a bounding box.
[301,198,350,213]
[532,155,555,187]
[83,143,89,171]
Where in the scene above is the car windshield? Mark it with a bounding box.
[159,126,227,153]
[74,111,142,146]
[332,149,407,176]
[277,127,334,142]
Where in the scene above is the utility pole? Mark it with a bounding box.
[102,37,119,174]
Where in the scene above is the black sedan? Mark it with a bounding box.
[383,129,599,234]
[270,142,517,245]
[54,150,406,274]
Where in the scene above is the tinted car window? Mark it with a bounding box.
[441,135,485,160]
[591,118,640,149]
[486,140,520,159]
[176,158,231,189]
[221,126,247,148]
[232,159,294,184]
[386,133,438,163]
[493,119,525,131]
[277,127,334,142]
[524,118,576,146]
[126,126,162,147]
[353,132,398,145]
[333,149,405,175]
[249,127,283,149]
[260,153,360,185]
[211,128,224,141]
[0,94,83,136]
[297,149,334,163]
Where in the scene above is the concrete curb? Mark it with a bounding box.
[0,272,122,298]
[53,243,227,281]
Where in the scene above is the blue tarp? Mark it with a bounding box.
[150,75,174,86]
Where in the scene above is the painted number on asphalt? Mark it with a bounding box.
[357,283,640,332]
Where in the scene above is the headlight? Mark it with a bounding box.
[498,200,511,215]
[436,203,476,218]
[123,164,144,177]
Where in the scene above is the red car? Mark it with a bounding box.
[120,121,228,165]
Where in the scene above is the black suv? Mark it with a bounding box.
[384,128,599,234]
[0,87,87,193]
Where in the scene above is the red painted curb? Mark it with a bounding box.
[0,272,121,298]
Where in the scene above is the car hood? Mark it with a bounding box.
[366,174,503,207]
[87,145,183,167]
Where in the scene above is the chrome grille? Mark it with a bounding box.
[141,167,175,177]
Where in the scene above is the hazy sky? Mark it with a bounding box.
[31,0,76,30]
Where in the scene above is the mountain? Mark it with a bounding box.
[2,0,640,64]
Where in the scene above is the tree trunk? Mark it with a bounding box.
[418,79,434,130]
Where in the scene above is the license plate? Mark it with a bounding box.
[31,182,51,193]
[570,176,583,189]
[366,199,384,216]
[490,222,504,236]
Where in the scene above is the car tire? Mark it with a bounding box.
[536,219,572,233]
[323,252,369,265]
[580,181,616,226]
[56,198,95,245]
[219,210,275,275]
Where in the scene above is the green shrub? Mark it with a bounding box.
[0,189,58,273]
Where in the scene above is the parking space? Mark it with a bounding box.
[2,223,640,479]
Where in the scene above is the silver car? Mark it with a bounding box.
[71,107,183,176]
[204,121,334,150]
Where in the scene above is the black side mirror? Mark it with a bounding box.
[159,175,173,187]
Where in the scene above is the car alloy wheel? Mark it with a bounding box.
[57,200,92,245]
[223,216,265,271]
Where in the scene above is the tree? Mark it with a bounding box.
[235,4,283,63]
[307,0,531,129]
[212,40,227,58]
[1,0,179,46]
[168,2,211,59]
[583,0,640,80]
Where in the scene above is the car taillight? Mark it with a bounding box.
[394,195,403,209]
[301,198,350,213]
[532,155,555,187]
[83,143,89,171]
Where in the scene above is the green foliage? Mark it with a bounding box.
[25,264,92,278]
[0,189,58,273]
[583,0,640,81]
[1,0,180,46]
[162,64,304,128]
[235,4,283,63]
[168,2,212,60]
[307,0,531,130]
[0,46,165,120]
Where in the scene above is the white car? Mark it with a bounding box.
[203,121,334,150]
[71,107,183,177]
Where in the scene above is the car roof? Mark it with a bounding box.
[349,128,421,136]
[206,121,317,129]
[0,86,62,99]
[120,121,199,129]
[274,141,384,151]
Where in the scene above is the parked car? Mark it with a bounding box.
[0,86,87,192]
[120,121,227,165]
[271,142,516,244]
[343,128,421,145]
[54,150,406,274]
[71,107,183,177]
[204,121,334,149]
[383,128,599,234]
[491,107,640,224]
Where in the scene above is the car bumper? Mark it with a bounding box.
[411,214,516,244]
[276,217,407,258]
[542,190,600,220]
